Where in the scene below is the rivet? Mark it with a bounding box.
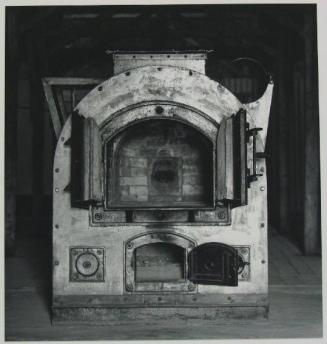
[54,224,59,229]
[98,86,103,91]
[260,186,265,191]
[260,167,265,173]
[167,55,170,58]
[189,70,193,76]
[261,223,265,228]
[227,296,232,301]
[54,260,59,266]
[184,55,187,58]
[125,71,130,76]
[157,67,162,71]
[155,106,164,115]
[97,249,103,255]
[55,188,59,192]
[261,260,266,264]
[55,168,59,173]
[158,297,162,301]
[127,242,133,249]
[61,137,65,142]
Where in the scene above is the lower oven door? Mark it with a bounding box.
[188,243,239,286]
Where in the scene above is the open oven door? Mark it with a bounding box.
[188,243,239,286]
[216,108,248,207]
[71,111,102,207]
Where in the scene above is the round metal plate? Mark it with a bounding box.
[75,253,99,277]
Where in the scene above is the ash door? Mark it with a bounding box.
[188,243,239,286]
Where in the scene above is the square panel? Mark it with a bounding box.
[70,247,105,282]
[234,246,251,281]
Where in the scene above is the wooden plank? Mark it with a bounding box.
[55,87,68,122]
[42,78,104,139]
[42,79,63,138]
[303,9,321,254]
[44,77,103,86]
[5,10,19,255]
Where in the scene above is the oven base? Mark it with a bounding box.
[52,304,269,325]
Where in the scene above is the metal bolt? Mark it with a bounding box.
[97,249,103,256]
[260,186,265,191]
[54,224,59,229]
[127,242,133,250]
[55,168,59,173]
[188,283,195,291]
[125,71,130,76]
[54,260,59,266]
[98,86,103,91]
[261,260,266,264]
[126,283,133,292]
[94,213,103,221]
[261,223,265,228]
[240,247,248,255]
[83,261,91,269]
[55,188,59,192]
[218,212,226,219]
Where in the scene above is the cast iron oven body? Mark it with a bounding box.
[50,52,273,323]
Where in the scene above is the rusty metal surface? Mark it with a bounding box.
[75,66,246,127]
[112,52,207,75]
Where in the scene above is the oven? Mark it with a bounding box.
[48,51,273,323]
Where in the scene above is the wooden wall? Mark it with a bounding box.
[5,4,321,254]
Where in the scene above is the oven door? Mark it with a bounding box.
[188,243,239,286]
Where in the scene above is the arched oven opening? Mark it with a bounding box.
[105,119,214,209]
[134,243,185,283]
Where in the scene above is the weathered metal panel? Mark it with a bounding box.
[112,52,207,75]
[51,56,270,319]
[75,66,246,127]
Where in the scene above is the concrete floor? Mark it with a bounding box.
[5,229,322,340]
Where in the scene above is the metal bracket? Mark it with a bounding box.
[246,125,269,186]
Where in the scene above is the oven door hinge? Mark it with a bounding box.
[246,125,270,186]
